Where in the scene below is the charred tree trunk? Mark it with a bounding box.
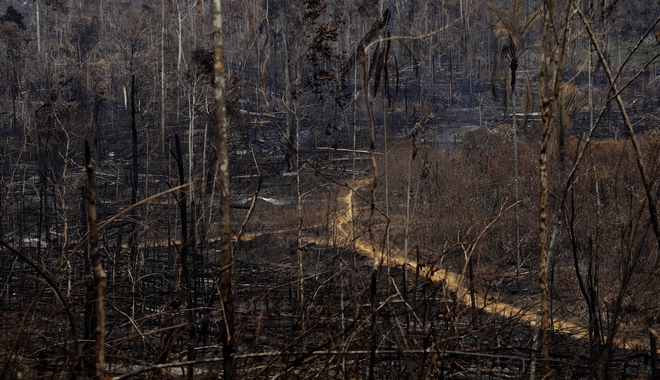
[650,328,659,379]
[130,73,138,258]
[173,134,195,379]
[282,23,295,172]
[84,140,107,380]
[211,1,234,378]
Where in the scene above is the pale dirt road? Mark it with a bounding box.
[321,179,647,350]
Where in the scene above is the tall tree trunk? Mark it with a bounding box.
[296,108,305,344]
[539,3,553,376]
[36,1,41,54]
[161,0,166,165]
[539,1,572,375]
[282,20,295,172]
[84,141,107,380]
[130,73,138,259]
[174,134,195,379]
[211,1,234,378]
[512,77,521,290]
[176,1,183,73]
[650,328,659,379]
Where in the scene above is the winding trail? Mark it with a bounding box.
[326,179,646,350]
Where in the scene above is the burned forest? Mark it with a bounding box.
[1,0,660,379]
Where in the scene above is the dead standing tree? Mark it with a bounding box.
[489,0,541,290]
[84,140,107,380]
[538,0,573,376]
[211,1,234,378]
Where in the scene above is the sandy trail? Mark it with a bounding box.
[325,179,648,350]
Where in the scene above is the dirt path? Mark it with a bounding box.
[328,179,646,350]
